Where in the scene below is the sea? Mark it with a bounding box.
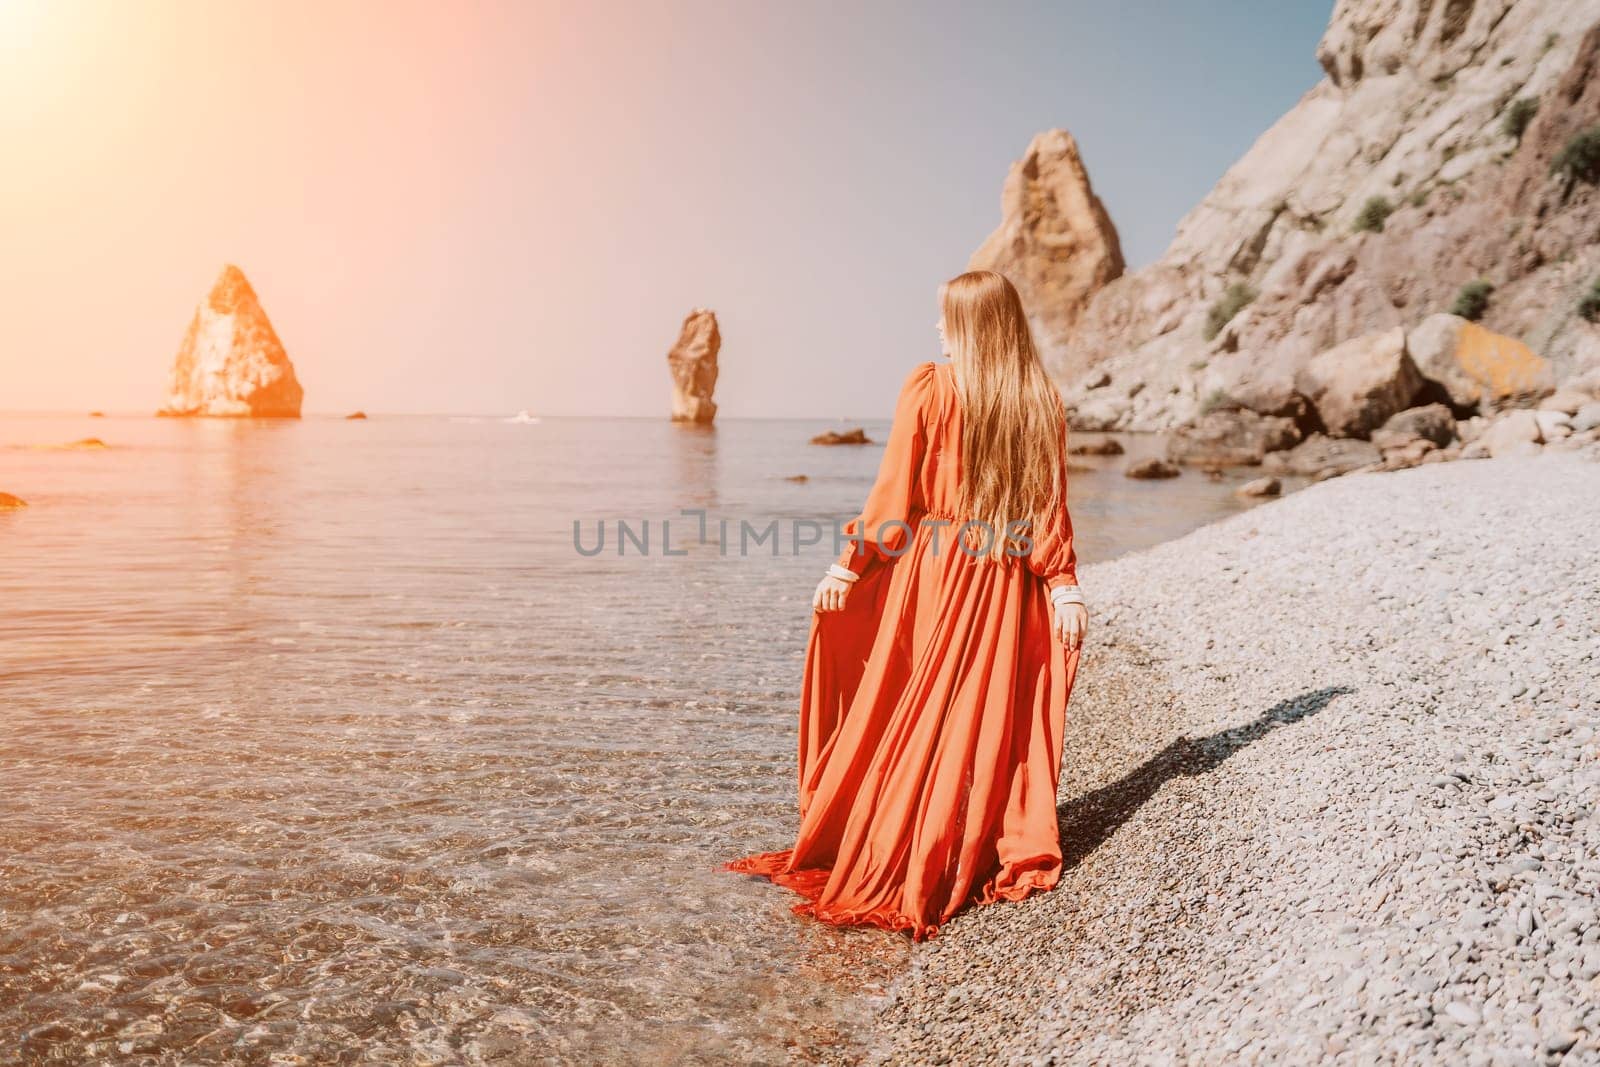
[0,413,1273,1064]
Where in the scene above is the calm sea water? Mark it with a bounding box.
[0,414,1269,1064]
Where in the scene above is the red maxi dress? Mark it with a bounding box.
[725,360,1082,940]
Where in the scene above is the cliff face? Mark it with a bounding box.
[667,309,720,423]
[1028,0,1600,431]
[968,130,1125,372]
[160,265,303,418]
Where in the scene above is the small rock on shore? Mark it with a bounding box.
[1235,475,1281,498]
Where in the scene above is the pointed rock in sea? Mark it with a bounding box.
[159,265,303,417]
[668,309,720,423]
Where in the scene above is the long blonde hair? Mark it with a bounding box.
[940,270,1067,562]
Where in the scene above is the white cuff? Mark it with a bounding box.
[827,564,860,583]
[1050,584,1086,608]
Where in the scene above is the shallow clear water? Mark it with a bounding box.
[0,414,1266,1063]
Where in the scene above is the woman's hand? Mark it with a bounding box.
[813,574,852,613]
[1054,602,1087,650]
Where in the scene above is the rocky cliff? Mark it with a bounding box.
[1004,0,1600,433]
[159,265,303,418]
[969,129,1125,368]
[668,309,720,423]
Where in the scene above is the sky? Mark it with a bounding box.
[0,0,1333,418]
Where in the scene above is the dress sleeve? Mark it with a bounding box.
[835,362,937,577]
[1028,399,1079,591]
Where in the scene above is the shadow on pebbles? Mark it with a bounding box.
[843,452,1600,1066]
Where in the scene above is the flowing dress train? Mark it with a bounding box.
[725,360,1082,940]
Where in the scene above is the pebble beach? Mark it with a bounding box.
[858,447,1600,1065]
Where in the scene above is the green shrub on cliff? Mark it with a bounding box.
[1353,196,1394,233]
[1578,278,1600,323]
[1450,279,1495,322]
[1551,126,1600,185]
[1502,96,1539,142]
[1202,283,1258,341]
[1198,388,1238,417]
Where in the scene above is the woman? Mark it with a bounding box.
[725,270,1087,941]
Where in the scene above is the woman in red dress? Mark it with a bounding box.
[725,270,1088,941]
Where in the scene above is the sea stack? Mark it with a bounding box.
[667,308,720,423]
[159,265,303,417]
[968,129,1125,370]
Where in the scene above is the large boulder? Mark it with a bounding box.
[1068,393,1130,431]
[969,130,1125,371]
[1295,326,1422,438]
[1371,403,1456,449]
[1572,402,1600,434]
[667,309,720,423]
[1407,314,1554,411]
[1478,410,1543,457]
[1208,364,1312,423]
[159,265,303,417]
[1166,407,1301,467]
[1261,433,1381,477]
[1539,390,1592,415]
[1534,410,1572,440]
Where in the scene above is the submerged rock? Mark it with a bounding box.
[1125,458,1180,480]
[969,129,1125,371]
[668,309,720,423]
[1069,436,1125,456]
[159,265,303,418]
[28,438,108,452]
[345,411,368,420]
[0,492,26,510]
[811,428,871,446]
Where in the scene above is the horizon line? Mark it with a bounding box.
[0,409,907,423]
